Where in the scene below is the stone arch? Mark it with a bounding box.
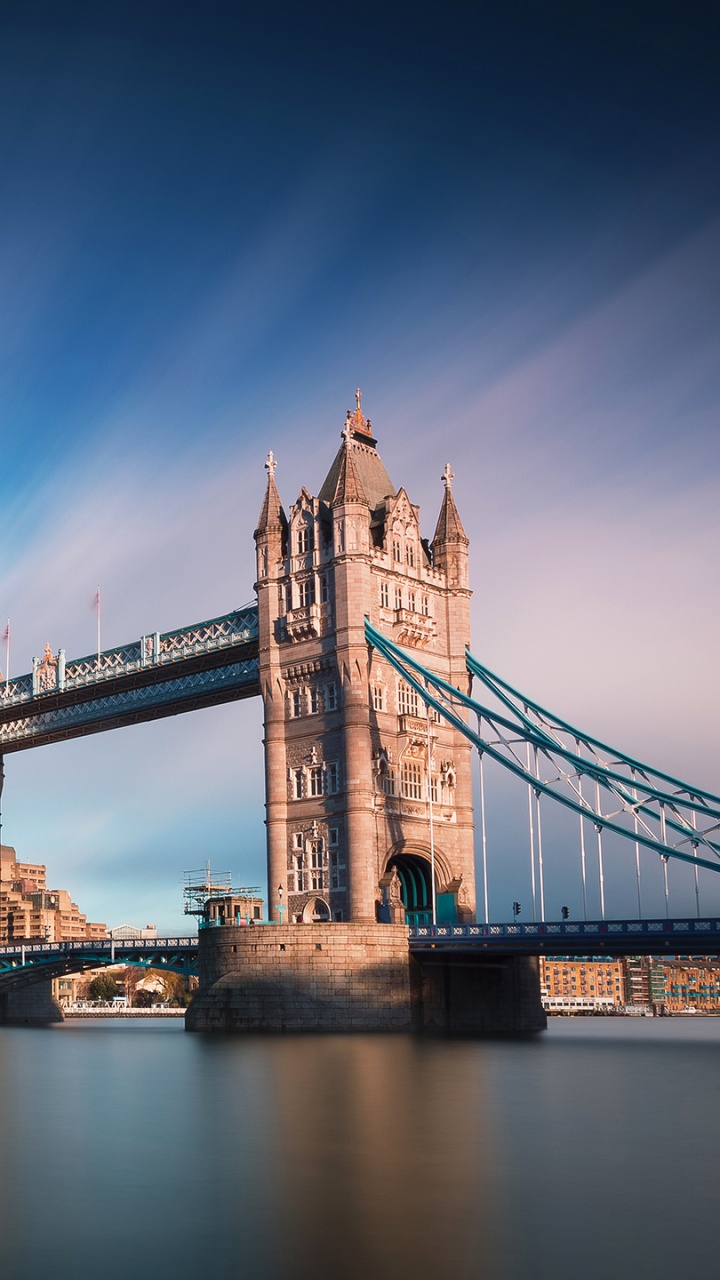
[382,841,454,926]
[301,897,331,923]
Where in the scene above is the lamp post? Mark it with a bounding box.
[276,884,285,924]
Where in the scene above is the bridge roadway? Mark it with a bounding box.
[1,917,718,996]
[409,917,720,957]
[0,606,260,752]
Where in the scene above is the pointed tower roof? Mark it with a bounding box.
[318,390,396,510]
[330,424,369,506]
[254,450,288,537]
[431,463,469,547]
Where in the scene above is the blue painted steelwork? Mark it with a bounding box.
[0,936,199,993]
[365,620,720,876]
[0,606,260,751]
[409,918,720,957]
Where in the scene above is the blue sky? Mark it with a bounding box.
[0,1,718,930]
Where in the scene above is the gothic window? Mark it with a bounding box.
[325,683,338,711]
[408,591,416,613]
[292,689,302,718]
[326,762,340,794]
[310,766,324,797]
[398,681,419,718]
[320,575,329,603]
[310,840,325,869]
[293,769,304,799]
[372,685,384,712]
[430,777,440,804]
[392,538,401,562]
[421,595,429,616]
[299,578,315,608]
[401,761,423,800]
[310,687,320,714]
[394,586,402,610]
[380,581,389,608]
[406,543,414,567]
[328,827,339,847]
[297,525,314,555]
[260,546,268,576]
[293,833,304,851]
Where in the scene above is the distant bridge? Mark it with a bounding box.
[0,935,198,993]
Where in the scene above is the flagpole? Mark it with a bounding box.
[96,587,101,665]
[4,619,9,692]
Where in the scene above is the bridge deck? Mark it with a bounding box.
[409,918,720,957]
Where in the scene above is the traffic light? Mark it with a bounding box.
[512,901,521,919]
[561,905,570,920]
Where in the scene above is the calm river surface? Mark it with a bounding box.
[0,1017,717,1280]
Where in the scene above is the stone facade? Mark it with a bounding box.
[254,394,476,928]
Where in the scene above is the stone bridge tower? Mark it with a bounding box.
[254,394,476,926]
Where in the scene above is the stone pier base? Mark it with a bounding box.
[0,980,64,1025]
[186,925,546,1034]
[186,923,414,1032]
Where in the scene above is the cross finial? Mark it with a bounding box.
[356,387,362,411]
[442,462,454,489]
[265,450,277,478]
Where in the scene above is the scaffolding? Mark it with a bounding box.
[183,863,260,919]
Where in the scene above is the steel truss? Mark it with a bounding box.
[365,621,720,877]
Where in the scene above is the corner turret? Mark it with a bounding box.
[430,463,469,590]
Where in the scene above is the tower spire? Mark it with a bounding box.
[344,385,373,440]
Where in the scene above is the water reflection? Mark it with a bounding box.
[0,1019,718,1280]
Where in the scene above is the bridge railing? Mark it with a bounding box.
[0,606,258,708]
[0,936,197,961]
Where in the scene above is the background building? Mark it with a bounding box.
[0,843,106,942]
[540,957,625,1012]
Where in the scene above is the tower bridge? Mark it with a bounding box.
[1,392,718,1032]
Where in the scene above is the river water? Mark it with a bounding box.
[0,1017,717,1280]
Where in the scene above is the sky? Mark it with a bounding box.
[0,0,718,931]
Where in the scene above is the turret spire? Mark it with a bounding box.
[254,449,287,537]
[431,461,468,550]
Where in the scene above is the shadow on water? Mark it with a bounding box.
[0,1017,718,1280]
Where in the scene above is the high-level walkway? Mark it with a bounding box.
[0,606,259,752]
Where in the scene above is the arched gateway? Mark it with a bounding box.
[254,394,476,926]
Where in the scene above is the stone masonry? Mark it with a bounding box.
[186,923,414,1032]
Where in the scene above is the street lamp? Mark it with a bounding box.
[276,884,285,924]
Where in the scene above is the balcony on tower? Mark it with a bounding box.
[285,602,322,642]
[392,607,436,648]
